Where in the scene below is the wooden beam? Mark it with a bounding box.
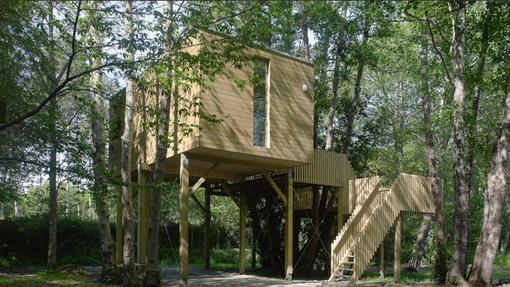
[137,164,150,264]
[394,215,401,283]
[239,190,246,274]
[191,194,206,214]
[204,189,211,270]
[191,163,220,194]
[262,172,287,205]
[285,169,294,280]
[115,185,123,266]
[379,240,385,278]
[179,154,189,285]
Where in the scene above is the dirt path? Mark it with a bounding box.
[161,267,322,287]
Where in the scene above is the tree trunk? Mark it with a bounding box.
[499,221,510,254]
[448,1,469,283]
[47,99,58,272]
[342,19,369,154]
[88,5,115,281]
[298,188,336,272]
[46,2,58,272]
[420,28,448,283]
[467,69,510,287]
[300,1,310,63]
[466,4,491,194]
[325,44,342,151]
[121,1,136,285]
[146,2,174,286]
[407,215,432,272]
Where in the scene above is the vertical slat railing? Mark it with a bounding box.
[331,173,436,282]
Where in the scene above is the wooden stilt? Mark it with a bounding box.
[394,215,401,283]
[179,154,189,285]
[204,188,211,270]
[137,165,149,264]
[239,190,246,274]
[379,240,385,278]
[115,185,123,266]
[285,169,294,280]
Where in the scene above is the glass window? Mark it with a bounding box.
[252,59,269,147]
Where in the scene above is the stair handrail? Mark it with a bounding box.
[330,177,380,275]
[330,173,435,282]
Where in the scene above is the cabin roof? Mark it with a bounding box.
[203,29,314,67]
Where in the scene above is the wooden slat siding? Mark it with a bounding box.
[199,45,314,164]
[293,150,357,188]
[131,33,315,171]
[329,173,435,282]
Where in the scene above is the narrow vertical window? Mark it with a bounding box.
[252,58,269,147]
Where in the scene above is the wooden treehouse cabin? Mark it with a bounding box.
[110,36,436,284]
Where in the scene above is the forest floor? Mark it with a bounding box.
[0,263,509,286]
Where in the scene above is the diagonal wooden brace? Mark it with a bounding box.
[262,172,287,206]
[191,163,220,194]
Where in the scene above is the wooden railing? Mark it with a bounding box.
[330,173,434,282]
[330,176,380,278]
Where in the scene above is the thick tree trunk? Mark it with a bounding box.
[467,70,510,287]
[325,45,341,151]
[121,1,136,285]
[146,2,173,286]
[88,8,115,282]
[407,215,433,272]
[46,3,58,272]
[449,1,469,283]
[420,29,447,283]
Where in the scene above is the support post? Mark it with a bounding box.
[115,185,123,266]
[137,165,149,264]
[394,215,401,283]
[285,169,294,280]
[337,186,345,231]
[204,188,211,270]
[239,190,246,274]
[379,240,385,278]
[179,154,189,285]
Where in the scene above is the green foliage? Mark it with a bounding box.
[0,270,103,287]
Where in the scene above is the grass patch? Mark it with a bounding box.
[357,265,435,286]
[160,247,261,270]
[0,271,101,287]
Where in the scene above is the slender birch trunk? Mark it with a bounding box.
[46,2,58,271]
[466,4,491,194]
[342,18,368,154]
[87,3,115,281]
[145,2,174,286]
[121,1,136,285]
[420,29,448,283]
[407,214,433,272]
[300,1,310,63]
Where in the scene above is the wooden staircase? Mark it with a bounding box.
[329,173,435,283]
